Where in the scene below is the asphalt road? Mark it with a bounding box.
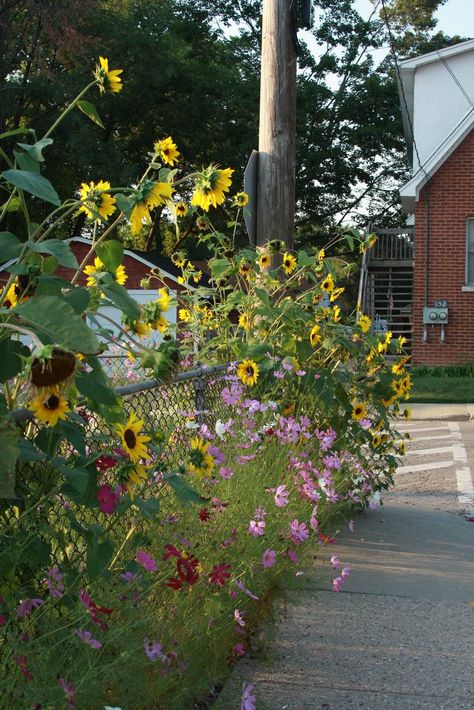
[216,417,474,709]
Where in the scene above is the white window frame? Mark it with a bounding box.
[466,218,474,285]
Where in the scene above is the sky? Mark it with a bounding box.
[354,0,474,37]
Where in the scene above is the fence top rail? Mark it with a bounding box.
[10,363,231,423]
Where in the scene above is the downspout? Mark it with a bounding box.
[423,180,431,342]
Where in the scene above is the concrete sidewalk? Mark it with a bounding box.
[215,502,474,709]
[404,403,474,420]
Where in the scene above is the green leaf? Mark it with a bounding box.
[14,295,101,353]
[165,473,207,507]
[297,250,315,267]
[2,169,60,206]
[18,438,46,462]
[76,370,119,406]
[0,196,21,212]
[56,420,86,457]
[96,240,123,272]
[17,138,53,162]
[86,530,114,580]
[255,288,270,308]
[14,150,40,173]
[62,287,90,314]
[59,465,91,496]
[0,339,30,382]
[115,193,133,216]
[26,239,78,269]
[76,100,105,129]
[0,417,19,498]
[135,497,160,519]
[0,231,23,261]
[209,258,231,279]
[0,127,30,141]
[100,282,141,320]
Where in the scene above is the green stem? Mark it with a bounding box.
[42,81,98,140]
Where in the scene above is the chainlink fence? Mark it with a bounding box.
[4,363,231,595]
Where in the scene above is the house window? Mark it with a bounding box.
[467,219,474,284]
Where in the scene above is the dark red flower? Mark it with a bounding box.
[96,484,118,514]
[96,454,118,472]
[166,577,183,590]
[79,589,113,630]
[199,508,211,522]
[163,544,181,560]
[319,533,336,545]
[14,656,33,681]
[209,563,231,586]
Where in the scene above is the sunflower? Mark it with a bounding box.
[332,305,341,323]
[321,274,335,293]
[317,248,325,263]
[238,313,250,330]
[117,413,150,462]
[122,463,149,499]
[171,252,186,268]
[179,308,191,322]
[175,202,187,217]
[330,287,345,302]
[95,56,123,93]
[29,391,71,427]
[153,314,168,333]
[397,440,407,456]
[30,348,76,391]
[126,319,151,339]
[129,181,174,235]
[371,433,382,448]
[239,261,252,278]
[154,136,180,166]
[156,287,172,312]
[358,314,371,333]
[233,191,249,208]
[78,180,116,221]
[0,281,18,308]
[191,165,234,211]
[392,356,410,375]
[310,324,322,347]
[258,252,271,270]
[83,257,127,287]
[403,406,412,419]
[237,359,259,387]
[282,252,296,275]
[189,436,215,478]
[192,270,203,284]
[352,401,367,421]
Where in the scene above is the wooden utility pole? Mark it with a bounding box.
[256,0,297,248]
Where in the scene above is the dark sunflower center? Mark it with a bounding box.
[355,407,362,415]
[190,450,205,467]
[45,395,60,411]
[124,429,137,449]
[285,259,290,266]
[246,366,254,376]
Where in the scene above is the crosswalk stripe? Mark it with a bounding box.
[399,425,451,434]
[408,445,457,456]
[397,460,454,474]
[410,433,462,443]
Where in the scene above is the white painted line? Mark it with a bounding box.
[456,468,474,508]
[399,425,451,434]
[411,433,462,442]
[397,460,454,474]
[408,445,457,456]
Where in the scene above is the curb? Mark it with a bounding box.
[401,403,474,421]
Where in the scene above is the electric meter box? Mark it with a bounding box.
[423,306,449,324]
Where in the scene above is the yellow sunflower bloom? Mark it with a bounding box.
[129,181,174,235]
[191,165,234,211]
[83,257,127,287]
[192,270,203,284]
[154,136,180,166]
[358,314,371,333]
[153,314,168,333]
[29,391,71,427]
[233,191,249,208]
[95,56,123,93]
[189,436,215,478]
[79,180,116,221]
[117,412,150,462]
[124,463,149,500]
[179,308,191,322]
[282,252,296,275]
[258,252,271,270]
[371,433,382,448]
[330,286,345,302]
[238,313,250,330]
[175,202,187,217]
[237,359,259,387]
[310,324,322,347]
[352,401,367,421]
[332,305,341,322]
[0,281,18,308]
[126,319,151,339]
[156,287,172,312]
[321,274,335,293]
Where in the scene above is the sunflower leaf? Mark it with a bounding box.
[2,169,60,206]
[165,473,207,507]
[76,100,105,129]
[26,239,79,269]
[96,240,123,272]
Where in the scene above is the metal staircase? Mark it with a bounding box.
[359,227,414,355]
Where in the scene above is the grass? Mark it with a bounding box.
[410,375,474,403]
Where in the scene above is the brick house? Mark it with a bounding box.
[398,39,474,365]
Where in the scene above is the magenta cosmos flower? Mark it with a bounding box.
[274,484,289,507]
[289,519,309,545]
[248,519,266,537]
[135,550,157,572]
[241,682,257,710]
[262,549,276,569]
[96,484,118,514]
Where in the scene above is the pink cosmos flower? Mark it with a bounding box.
[248,519,266,537]
[234,609,246,627]
[234,643,246,657]
[233,579,259,600]
[58,677,75,710]
[45,566,64,599]
[17,598,44,618]
[296,369,306,376]
[330,555,340,569]
[75,628,102,649]
[274,484,289,507]
[136,550,157,572]
[219,466,234,479]
[289,519,309,545]
[262,549,276,569]
[287,549,299,563]
[241,682,257,710]
[144,637,167,662]
[96,484,118,514]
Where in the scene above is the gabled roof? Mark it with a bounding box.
[398,39,474,164]
[400,108,474,213]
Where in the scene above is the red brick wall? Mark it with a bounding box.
[413,129,474,365]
